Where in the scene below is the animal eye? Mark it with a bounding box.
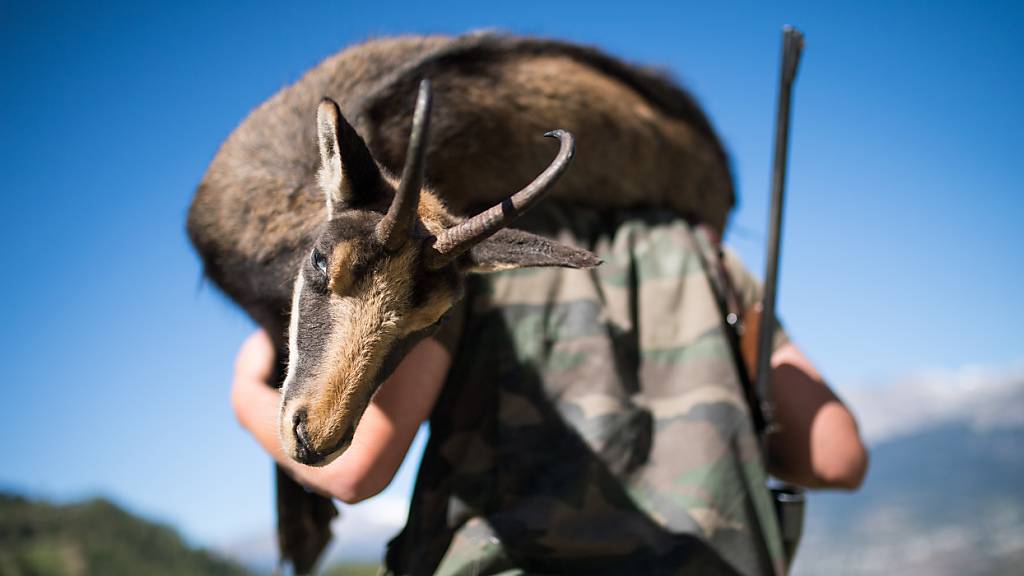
[311,249,328,276]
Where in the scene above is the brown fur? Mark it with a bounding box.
[188,33,732,339]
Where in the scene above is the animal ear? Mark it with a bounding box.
[458,228,602,273]
[316,98,382,218]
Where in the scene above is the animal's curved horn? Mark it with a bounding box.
[377,79,433,250]
[425,130,575,269]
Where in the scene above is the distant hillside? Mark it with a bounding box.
[0,493,251,576]
[793,423,1024,575]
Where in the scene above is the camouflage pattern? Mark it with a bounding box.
[384,204,786,575]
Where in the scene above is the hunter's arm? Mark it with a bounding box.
[231,330,450,503]
[766,342,868,490]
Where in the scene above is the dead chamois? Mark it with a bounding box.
[187,33,734,573]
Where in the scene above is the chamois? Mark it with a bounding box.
[187,32,734,570]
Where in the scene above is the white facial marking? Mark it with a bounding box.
[282,271,305,394]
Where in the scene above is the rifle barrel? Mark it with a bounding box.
[757,26,804,455]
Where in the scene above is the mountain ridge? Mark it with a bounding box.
[0,493,252,576]
[792,421,1024,575]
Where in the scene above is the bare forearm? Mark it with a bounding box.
[766,343,868,490]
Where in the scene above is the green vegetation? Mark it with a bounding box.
[0,492,251,576]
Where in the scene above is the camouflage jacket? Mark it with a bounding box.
[385,204,786,575]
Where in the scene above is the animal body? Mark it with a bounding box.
[187,31,734,569]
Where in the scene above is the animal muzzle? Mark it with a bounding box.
[283,406,356,467]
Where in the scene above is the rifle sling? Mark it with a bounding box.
[687,223,769,440]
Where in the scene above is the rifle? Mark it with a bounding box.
[754,25,806,570]
[712,25,807,571]
[693,26,806,572]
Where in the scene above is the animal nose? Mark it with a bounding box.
[290,408,355,466]
[292,409,322,465]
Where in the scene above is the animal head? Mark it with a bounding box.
[280,80,600,466]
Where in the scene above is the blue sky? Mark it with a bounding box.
[1,0,1021,550]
